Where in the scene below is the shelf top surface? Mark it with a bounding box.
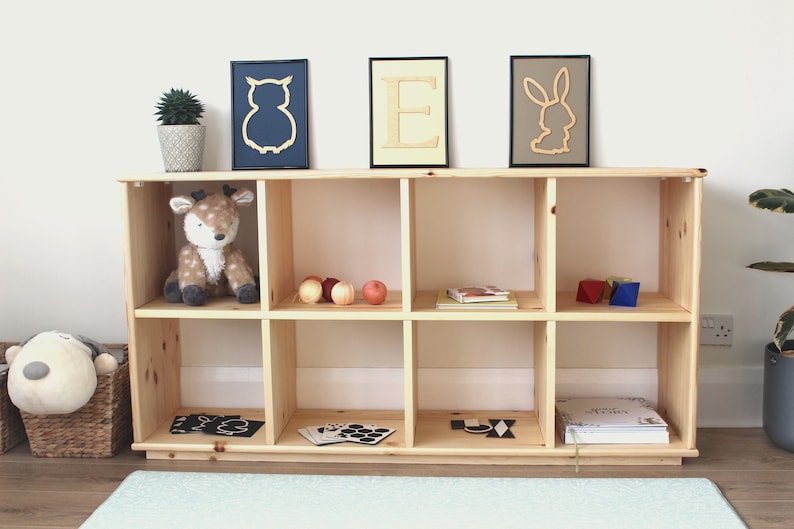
[119,167,707,183]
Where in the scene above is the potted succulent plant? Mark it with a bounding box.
[155,88,207,172]
[748,187,794,451]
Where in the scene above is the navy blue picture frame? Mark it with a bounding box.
[231,59,309,169]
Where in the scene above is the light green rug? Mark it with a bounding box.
[80,471,747,529]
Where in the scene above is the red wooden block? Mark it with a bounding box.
[576,279,606,304]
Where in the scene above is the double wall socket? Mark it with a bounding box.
[699,314,734,345]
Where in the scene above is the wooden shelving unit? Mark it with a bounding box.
[119,167,705,465]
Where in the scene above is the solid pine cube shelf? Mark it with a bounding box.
[119,167,705,465]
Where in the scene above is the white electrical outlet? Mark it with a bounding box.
[700,314,734,345]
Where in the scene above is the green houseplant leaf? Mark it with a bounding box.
[155,88,205,125]
[774,306,794,353]
[748,188,794,351]
[748,188,794,214]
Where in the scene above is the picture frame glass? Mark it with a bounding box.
[369,57,449,168]
[510,55,590,167]
[231,59,309,169]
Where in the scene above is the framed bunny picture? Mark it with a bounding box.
[510,55,590,167]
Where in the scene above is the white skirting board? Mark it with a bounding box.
[181,367,662,412]
[697,365,763,427]
[179,365,763,426]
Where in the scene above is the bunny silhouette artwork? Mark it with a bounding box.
[242,75,297,155]
[523,66,577,155]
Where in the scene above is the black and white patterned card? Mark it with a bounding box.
[169,414,263,437]
[170,414,238,434]
[321,423,395,445]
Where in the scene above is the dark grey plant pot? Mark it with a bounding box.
[763,340,794,452]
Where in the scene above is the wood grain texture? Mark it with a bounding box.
[0,428,789,529]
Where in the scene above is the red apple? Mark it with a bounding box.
[362,280,388,305]
[321,277,340,302]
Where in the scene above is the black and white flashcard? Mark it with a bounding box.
[170,414,240,434]
[208,417,265,437]
[321,423,395,445]
[168,414,264,437]
[486,419,516,438]
[299,426,346,446]
[451,417,515,437]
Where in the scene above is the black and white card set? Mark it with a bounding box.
[451,418,515,438]
[170,413,265,438]
[299,422,396,446]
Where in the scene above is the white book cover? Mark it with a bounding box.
[556,397,669,444]
[446,286,510,303]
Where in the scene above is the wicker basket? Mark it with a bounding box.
[19,344,132,458]
[0,343,27,454]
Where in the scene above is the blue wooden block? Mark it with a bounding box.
[609,281,640,307]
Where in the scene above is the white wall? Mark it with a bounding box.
[1,0,791,426]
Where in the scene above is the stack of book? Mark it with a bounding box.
[436,286,518,309]
[555,397,669,444]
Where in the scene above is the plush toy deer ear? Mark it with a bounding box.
[169,195,197,214]
[225,185,254,207]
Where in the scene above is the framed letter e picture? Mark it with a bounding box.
[231,59,309,169]
[510,55,590,167]
[369,57,449,168]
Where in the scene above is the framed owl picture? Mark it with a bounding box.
[369,56,449,168]
[510,55,590,167]
[231,59,309,169]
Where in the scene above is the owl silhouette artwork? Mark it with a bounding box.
[242,75,297,155]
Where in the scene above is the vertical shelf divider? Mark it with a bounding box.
[260,179,294,308]
[403,320,418,448]
[535,177,556,312]
[535,320,556,448]
[657,176,703,449]
[400,178,416,311]
[536,177,557,447]
[400,177,418,447]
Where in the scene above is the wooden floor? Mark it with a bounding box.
[0,428,791,528]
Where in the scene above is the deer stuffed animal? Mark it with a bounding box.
[164,185,258,306]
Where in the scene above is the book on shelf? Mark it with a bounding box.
[445,286,511,303]
[436,290,518,309]
[555,397,669,445]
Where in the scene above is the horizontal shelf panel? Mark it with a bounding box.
[414,410,544,451]
[132,407,268,453]
[271,291,405,320]
[133,292,693,322]
[412,290,547,320]
[556,292,694,322]
[551,433,698,458]
[120,167,707,183]
[277,409,406,450]
[135,297,264,319]
[132,406,696,463]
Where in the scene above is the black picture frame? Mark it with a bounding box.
[510,55,590,167]
[231,59,309,169]
[369,56,449,168]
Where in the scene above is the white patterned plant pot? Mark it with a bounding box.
[157,125,206,172]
